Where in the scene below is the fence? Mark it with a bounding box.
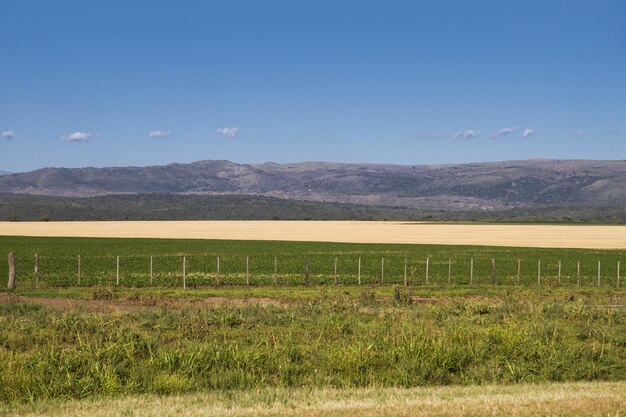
[4,252,623,289]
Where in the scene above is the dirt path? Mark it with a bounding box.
[0,293,288,313]
[0,293,495,313]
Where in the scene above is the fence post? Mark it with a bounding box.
[448,258,452,285]
[426,257,430,285]
[8,252,15,290]
[77,255,81,286]
[597,261,601,286]
[358,257,361,285]
[381,257,384,285]
[404,257,408,286]
[274,257,277,286]
[618,261,621,288]
[491,258,496,285]
[470,257,474,285]
[183,256,187,289]
[517,259,521,285]
[577,261,580,287]
[334,257,338,285]
[246,256,250,286]
[150,256,153,287]
[116,256,120,286]
[557,260,561,286]
[216,256,220,286]
[34,254,39,289]
[304,255,309,286]
[537,259,541,286]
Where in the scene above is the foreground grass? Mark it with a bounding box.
[1,288,625,403]
[3,382,625,417]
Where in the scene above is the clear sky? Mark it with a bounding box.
[1,0,625,172]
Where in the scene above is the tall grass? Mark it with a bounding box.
[1,290,624,402]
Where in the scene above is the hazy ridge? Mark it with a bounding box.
[1,159,625,209]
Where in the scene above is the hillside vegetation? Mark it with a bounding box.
[1,193,625,222]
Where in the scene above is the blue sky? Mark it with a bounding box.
[1,0,625,172]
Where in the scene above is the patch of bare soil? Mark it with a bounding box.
[0,293,288,313]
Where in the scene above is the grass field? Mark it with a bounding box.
[1,233,624,416]
[0,236,624,288]
[1,286,625,403]
[2,220,626,249]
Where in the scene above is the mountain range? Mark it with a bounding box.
[1,159,625,212]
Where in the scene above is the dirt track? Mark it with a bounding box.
[1,221,625,249]
[0,293,287,313]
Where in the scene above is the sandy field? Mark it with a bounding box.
[1,221,625,249]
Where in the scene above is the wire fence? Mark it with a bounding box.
[3,252,623,288]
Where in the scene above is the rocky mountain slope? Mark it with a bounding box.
[0,159,624,210]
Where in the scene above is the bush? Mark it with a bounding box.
[92,286,115,300]
[358,290,377,307]
[393,285,413,305]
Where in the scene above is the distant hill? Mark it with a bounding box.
[0,171,11,176]
[0,159,625,212]
[1,193,624,223]
[0,193,417,221]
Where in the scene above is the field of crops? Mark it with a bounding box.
[0,236,624,288]
[2,221,626,249]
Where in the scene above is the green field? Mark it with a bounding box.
[1,236,624,288]
[1,286,626,404]
[1,236,625,415]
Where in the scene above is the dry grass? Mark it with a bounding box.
[1,221,625,249]
[0,292,289,313]
[4,382,625,417]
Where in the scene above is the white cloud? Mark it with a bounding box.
[63,131,95,142]
[522,128,535,138]
[565,129,584,137]
[215,127,240,139]
[493,127,520,139]
[1,130,16,140]
[148,130,172,138]
[454,129,480,140]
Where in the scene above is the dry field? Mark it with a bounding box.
[4,382,625,417]
[1,221,625,249]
